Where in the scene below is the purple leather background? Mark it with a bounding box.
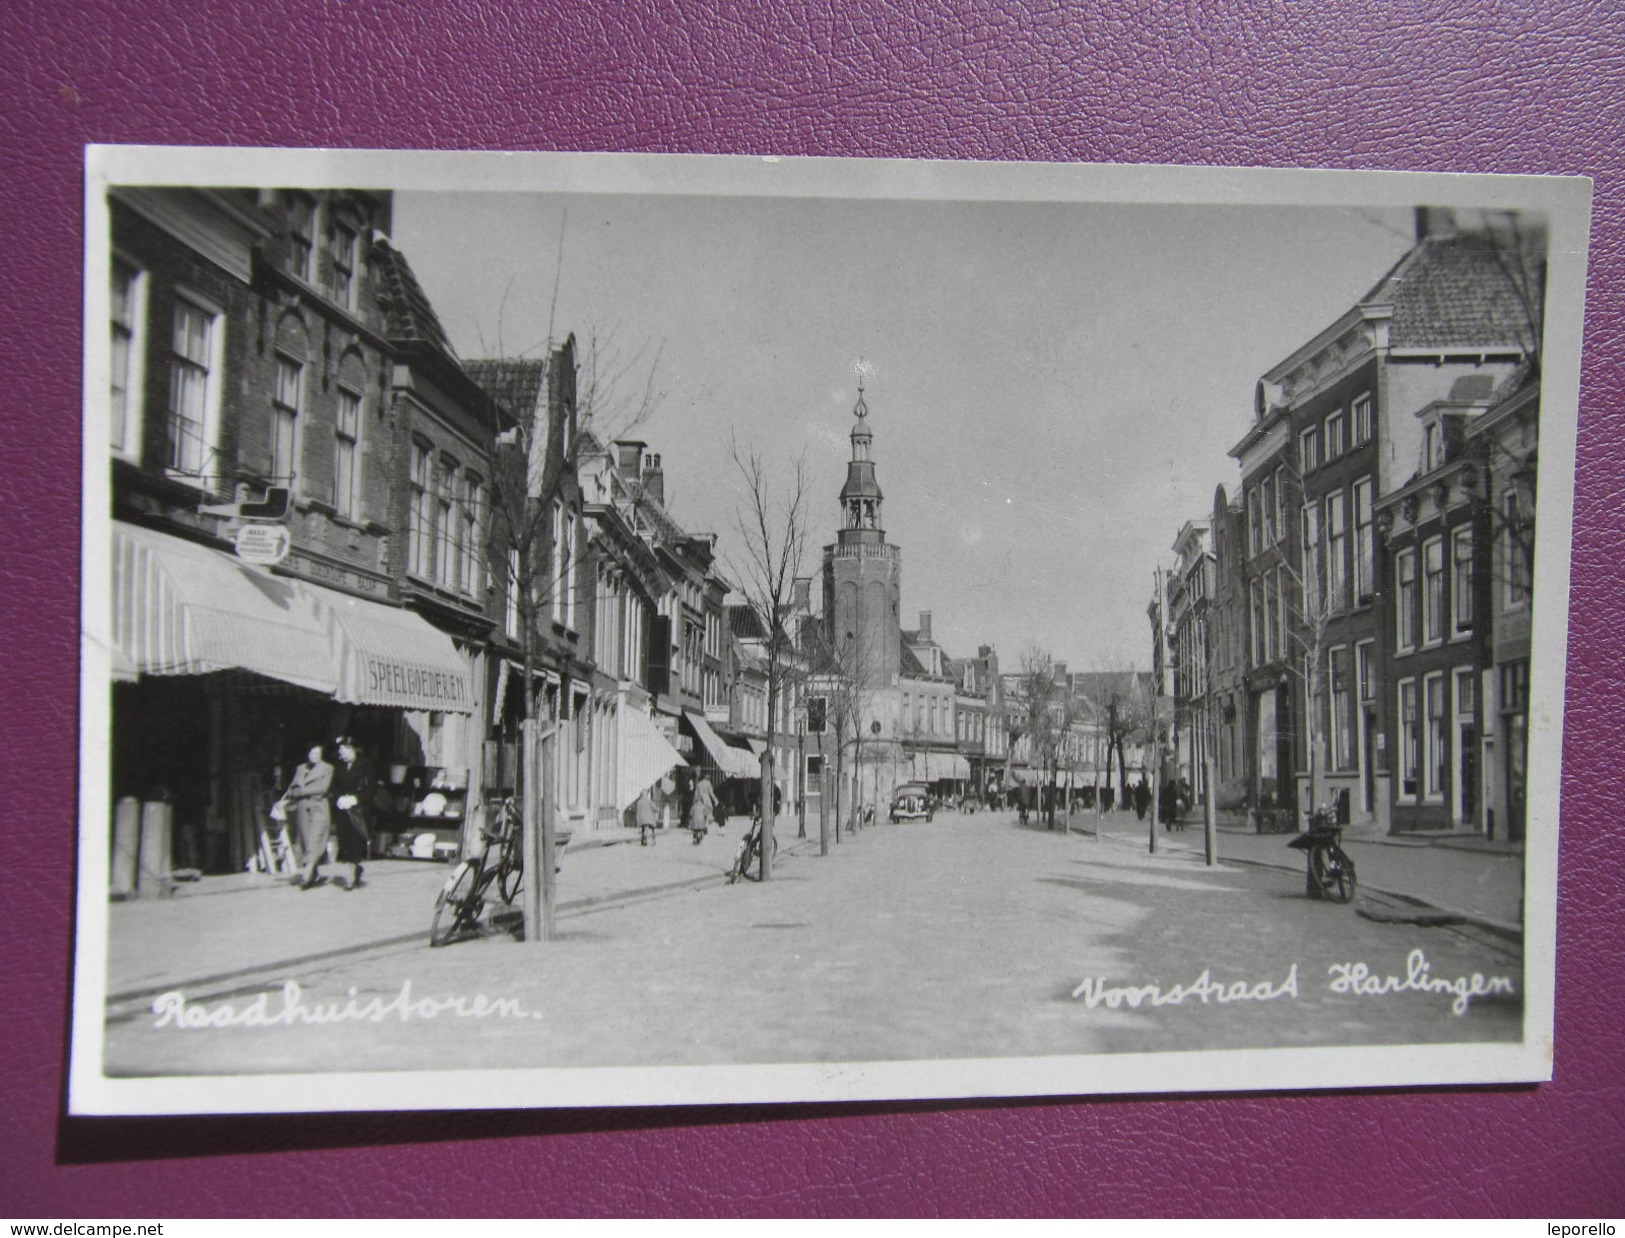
[4,0,1622,1218]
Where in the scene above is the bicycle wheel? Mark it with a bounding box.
[498,836,523,905]
[727,836,752,885]
[430,860,482,947]
[1309,844,1357,904]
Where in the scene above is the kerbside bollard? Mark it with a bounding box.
[111,797,141,899]
[137,799,174,898]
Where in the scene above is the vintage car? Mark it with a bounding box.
[889,782,934,823]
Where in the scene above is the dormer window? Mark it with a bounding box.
[1424,421,1445,471]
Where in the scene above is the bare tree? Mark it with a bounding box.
[479,330,663,942]
[725,435,813,881]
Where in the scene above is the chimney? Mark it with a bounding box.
[641,451,665,506]
[918,611,932,643]
[1053,661,1068,683]
[613,439,646,477]
[792,577,812,612]
[1414,206,1457,241]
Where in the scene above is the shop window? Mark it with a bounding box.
[1330,646,1353,771]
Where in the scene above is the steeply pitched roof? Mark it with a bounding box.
[1359,234,1533,350]
[372,239,458,358]
[464,358,546,419]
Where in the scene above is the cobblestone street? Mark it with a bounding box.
[101,810,1523,1079]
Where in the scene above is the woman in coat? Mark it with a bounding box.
[284,744,335,889]
[329,736,374,890]
[689,775,718,845]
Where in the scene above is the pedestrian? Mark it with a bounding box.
[635,785,658,846]
[285,743,335,890]
[690,775,717,845]
[1133,779,1150,821]
[329,736,373,890]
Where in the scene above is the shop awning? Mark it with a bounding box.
[111,522,337,693]
[686,712,760,780]
[617,707,686,810]
[312,584,474,715]
[910,752,972,782]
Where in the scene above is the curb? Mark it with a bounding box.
[106,834,827,1009]
[1073,821,1523,946]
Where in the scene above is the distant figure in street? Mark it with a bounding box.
[329,736,373,890]
[635,786,658,846]
[1133,779,1151,821]
[690,775,718,845]
[286,744,335,890]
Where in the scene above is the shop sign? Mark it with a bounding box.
[234,523,291,566]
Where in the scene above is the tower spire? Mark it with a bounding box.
[839,380,883,534]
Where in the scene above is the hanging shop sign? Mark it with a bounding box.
[234,522,291,566]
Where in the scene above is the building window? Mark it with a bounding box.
[564,507,579,630]
[1330,645,1353,771]
[1300,503,1321,614]
[110,257,146,458]
[1250,578,1264,666]
[1352,394,1373,446]
[1261,573,1275,664]
[1273,463,1287,542]
[408,442,431,578]
[270,354,302,489]
[1422,536,1445,645]
[328,219,358,310]
[1275,569,1289,658]
[1452,525,1474,636]
[1326,490,1347,613]
[1261,473,1276,545]
[1299,426,1319,474]
[1425,673,1447,801]
[1396,548,1417,651]
[1356,640,1375,704]
[334,385,361,520]
[505,547,521,640]
[1325,410,1345,460]
[1248,486,1261,556]
[460,473,483,596]
[437,459,458,587]
[165,296,220,477]
[1399,679,1419,798]
[1352,476,1373,601]
[1505,490,1533,606]
[286,192,315,283]
[1424,421,1449,471]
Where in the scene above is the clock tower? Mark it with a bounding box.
[822,383,902,700]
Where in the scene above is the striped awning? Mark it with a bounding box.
[111,522,337,693]
[911,752,972,782]
[311,584,474,715]
[617,707,687,810]
[686,712,760,780]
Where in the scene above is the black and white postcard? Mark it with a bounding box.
[72,147,1588,1114]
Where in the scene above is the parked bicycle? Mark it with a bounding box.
[1287,803,1358,904]
[429,799,524,947]
[727,809,778,884]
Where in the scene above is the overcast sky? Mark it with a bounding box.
[392,188,1415,671]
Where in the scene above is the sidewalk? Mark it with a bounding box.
[102,815,811,1004]
[1072,808,1524,939]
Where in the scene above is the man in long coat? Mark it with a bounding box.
[286,744,335,889]
[329,736,374,890]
